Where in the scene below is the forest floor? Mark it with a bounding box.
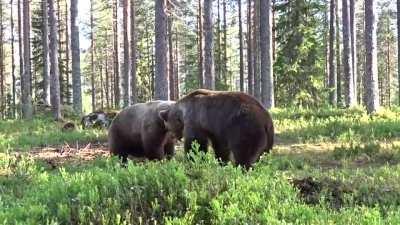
[2,107,400,224]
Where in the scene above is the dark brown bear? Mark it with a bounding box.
[108,101,176,162]
[159,89,274,168]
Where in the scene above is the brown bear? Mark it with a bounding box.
[159,89,274,169]
[108,101,176,162]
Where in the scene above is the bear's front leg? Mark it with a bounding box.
[183,126,209,153]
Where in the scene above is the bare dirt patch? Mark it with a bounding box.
[21,142,110,168]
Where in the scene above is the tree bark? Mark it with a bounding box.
[0,1,4,117]
[48,0,61,120]
[21,0,33,119]
[174,27,179,98]
[342,0,355,107]
[238,0,244,92]
[222,0,227,86]
[203,0,215,90]
[71,0,82,114]
[168,10,175,100]
[11,0,16,118]
[90,0,95,111]
[350,0,357,103]
[42,0,49,105]
[364,0,379,113]
[130,0,137,104]
[328,0,337,105]
[18,0,23,110]
[121,0,130,107]
[260,0,274,109]
[154,0,168,100]
[197,0,203,88]
[113,0,120,108]
[247,0,253,95]
[253,0,260,100]
[65,0,70,104]
[335,0,341,105]
[398,0,400,105]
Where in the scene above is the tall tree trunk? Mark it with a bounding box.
[113,0,120,108]
[260,0,274,108]
[18,0,23,110]
[272,0,276,61]
[364,0,379,113]
[329,0,337,105]
[238,0,244,92]
[57,0,63,104]
[335,0,341,105]
[105,48,110,108]
[11,0,16,118]
[398,0,400,106]
[197,0,203,88]
[121,0,129,107]
[203,0,215,90]
[168,11,175,100]
[342,0,355,107]
[253,0,260,100]
[174,27,179,98]
[90,0,95,111]
[222,0,227,86]
[247,0,253,95]
[0,1,4,117]
[21,0,33,119]
[350,0,357,103]
[71,0,82,114]
[216,0,221,87]
[48,0,61,120]
[65,0,70,104]
[130,0,137,104]
[100,65,104,109]
[154,0,168,100]
[42,0,49,105]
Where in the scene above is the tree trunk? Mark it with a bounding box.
[11,0,16,118]
[168,11,175,100]
[90,0,95,111]
[100,65,104,109]
[105,48,110,108]
[238,0,244,92]
[398,0,400,106]
[21,0,33,119]
[65,0,70,104]
[174,27,179,98]
[222,0,227,86]
[350,0,357,103]
[335,0,341,105]
[42,0,49,105]
[247,0,253,95]
[260,0,274,109]
[197,0,203,88]
[216,0,221,87]
[154,0,168,100]
[0,1,4,117]
[57,0,63,104]
[48,0,61,120]
[364,0,379,113]
[328,0,337,105]
[113,0,120,108]
[342,0,355,107]
[203,0,215,90]
[121,0,129,107]
[18,0,23,111]
[130,0,137,104]
[253,0,260,100]
[71,0,82,114]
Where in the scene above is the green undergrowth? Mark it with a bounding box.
[1,107,400,224]
[0,116,106,152]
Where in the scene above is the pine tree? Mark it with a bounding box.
[49,0,61,120]
[154,0,168,99]
[71,0,82,114]
[22,0,33,119]
[365,0,379,113]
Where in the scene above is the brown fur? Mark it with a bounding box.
[159,89,274,168]
[108,101,176,162]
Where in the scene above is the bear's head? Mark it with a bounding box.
[159,106,184,140]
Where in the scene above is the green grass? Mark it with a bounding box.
[1,107,400,224]
[0,117,106,152]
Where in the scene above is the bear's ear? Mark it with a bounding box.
[159,109,169,122]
